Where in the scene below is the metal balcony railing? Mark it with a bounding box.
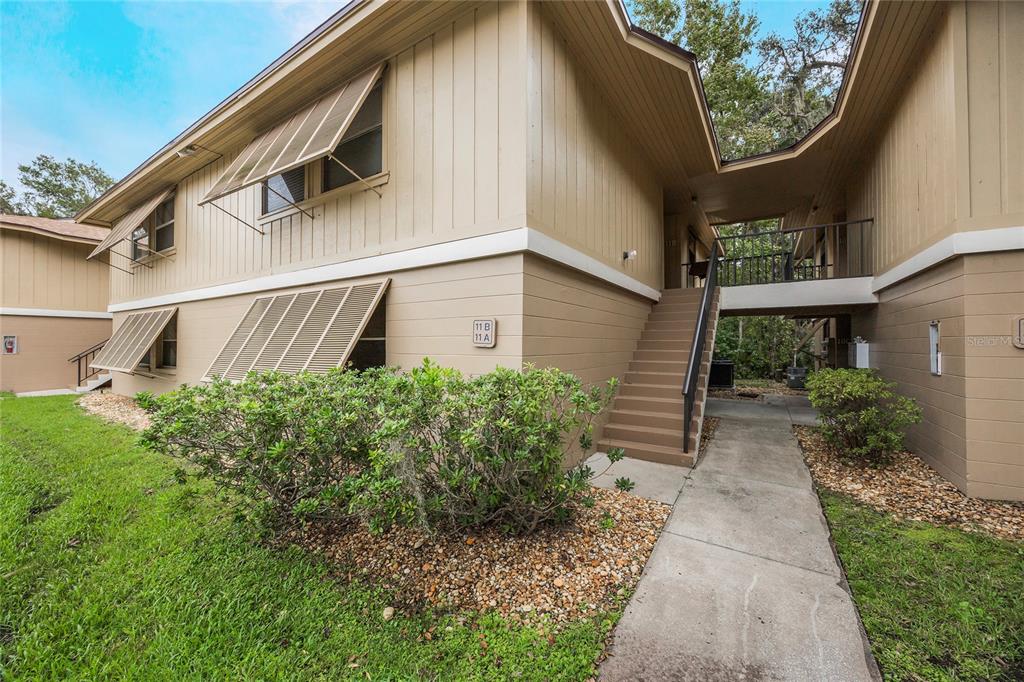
[713,218,874,287]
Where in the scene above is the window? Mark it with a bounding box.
[263,166,306,215]
[929,320,941,376]
[131,197,174,260]
[160,316,177,368]
[348,297,386,370]
[131,225,149,261]
[323,81,382,192]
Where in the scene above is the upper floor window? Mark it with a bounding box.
[132,197,174,260]
[263,165,306,215]
[324,81,382,192]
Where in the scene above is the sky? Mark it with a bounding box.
[0,0,829,191]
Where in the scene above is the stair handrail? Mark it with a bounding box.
[682,241,721,452]
[68,338,109,388]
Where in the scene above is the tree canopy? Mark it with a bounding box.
[1,155,115,218]
[629,0,860,159]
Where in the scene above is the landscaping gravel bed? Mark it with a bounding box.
[794,426,1024,541]
[295,486,670,626]
[77,392,150,430]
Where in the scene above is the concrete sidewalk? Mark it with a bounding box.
[600,399,879,681]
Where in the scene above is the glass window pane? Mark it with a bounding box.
[161,341,177,368]
[342,83,382,142]
[347,339,385,370]
[324,128,382,191]
[263,166,305,214]
[154,198,174,225]
[155,224,174,251]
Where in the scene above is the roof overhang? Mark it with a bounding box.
[0,215,108,245]
[75,0,481,226]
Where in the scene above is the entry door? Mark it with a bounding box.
[664,220,682,289]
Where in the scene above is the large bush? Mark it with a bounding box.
[140,361,620,534]
[806,368,922,462]
[348,361,617,535]
[139,368,389,522]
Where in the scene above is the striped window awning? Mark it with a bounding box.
[88,188,175,260]
[90,307,177,373]
[199,63,385,206]
[204,280,389,381]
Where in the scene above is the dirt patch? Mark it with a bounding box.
[709,382,807,402]
[794,426,1024,542]
[293,486,669,625]
[77,392,150,431]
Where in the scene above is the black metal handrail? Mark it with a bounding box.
[68,339,108,388]
[682,240,720,452]
[716,218,873,286]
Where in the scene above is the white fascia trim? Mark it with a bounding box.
[720,277,876,311]
[108,228,661,313]
[0,307,113,319]
[872,226,1024,292]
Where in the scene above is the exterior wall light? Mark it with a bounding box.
[623,249,638,261]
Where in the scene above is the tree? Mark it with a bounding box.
[0,180,23,214]
[756,0,860,147]
[629,0,860,158]
[11,155,115,218]
[632,0,773,159]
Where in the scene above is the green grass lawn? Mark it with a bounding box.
[0,395,610,680]
[819,490,1024,681]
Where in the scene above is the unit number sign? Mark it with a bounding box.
[472,319,496,348]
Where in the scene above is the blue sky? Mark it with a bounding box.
[1,1,828,191]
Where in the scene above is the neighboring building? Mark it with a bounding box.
[0,214,112,395]
[76,1,1022,500]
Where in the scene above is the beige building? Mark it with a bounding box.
[76,1,1022,499]
[0,215,112,394]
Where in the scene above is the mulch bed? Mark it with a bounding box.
[77,392,151,430]
[77,393,671,624]
[293,487,669,626]
[698,416,719,460]
[794,426,1024,542]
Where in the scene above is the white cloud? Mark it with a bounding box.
[269,0,340,42]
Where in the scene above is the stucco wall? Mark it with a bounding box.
[0,315,111,393]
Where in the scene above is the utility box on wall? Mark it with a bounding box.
[848,340,870,369]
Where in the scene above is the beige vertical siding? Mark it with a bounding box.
[111,254,526,396]
[845,7,958,274]
[960,0,1024,221]
[846,1,1024,275]
[525,3,664,291]
[852,258,969,491]
[0,230,109,311]
[110,1,529,306]
[0,315,111,393]
[961,251,1024,501]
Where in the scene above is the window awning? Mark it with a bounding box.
[88,188,175,260]
[204,279,389,381]
[90,307,177,373]
[199,63,386,206]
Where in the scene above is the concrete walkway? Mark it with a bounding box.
[599,398,879,682]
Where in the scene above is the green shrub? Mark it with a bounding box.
[140,368,390,522]
[806,368,922,462]
[347,360,617,535]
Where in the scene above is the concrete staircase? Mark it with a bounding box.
[598,287,720,467]
[74,372,112,393]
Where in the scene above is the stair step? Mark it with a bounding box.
[607,408,684,430]
[629,359,688,374]
[637,339,691,351]
[615,393,685,413]
[618,382,683,399]
[634,349,690,362]
[624,370,685,386]
[598,438,694,468]
[605,422,684,448]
